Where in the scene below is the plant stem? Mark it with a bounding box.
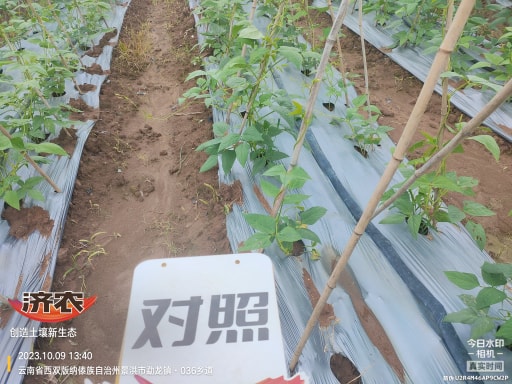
[289,0,476,372]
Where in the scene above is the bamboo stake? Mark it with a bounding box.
[358,0,371,117]
[440,0,454,131]
[270,0,351,217]
[289,0,476,372]
[0,125,62,193]
[327,0,350,107]
[374,77,512,219]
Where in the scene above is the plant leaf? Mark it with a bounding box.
[226,76,248,90]
[285,166,310,189]
[379,213,406,224]
[196,137,222,152]
[27,188,45,202]
[277,227,302,243]
[296,227,321,244]
[465,220,486,250]
[241,125,263,142]
[238,25,264,40]
[278,46,303,69]
[470,316,496,339]
[482,262,512,279]
[443,308,478,324]
[0,134,12,150]
[218,133,241,151]
[463,201,495,217]
[444,271,480,290]
[243,213,276,234]
[260,179,280,199]
[235,142,250,167]
[407,214,422,239]
[283,193,310,205]
[446,205,466,223]
[185,69,207,82]
[221,150,236,174]
[481,268,507,287]
[238,233,272,251]
[10,137,25,150]
[213,122,230,137]
[459,294,477,307]
[351,94,367,108]
[467,135,500,162]
[466,75,503,93]
[496,318,512,340]
[300,206,327,225]
[27,142,68,156]
[475,287,507,310]
[263,164,286,178]
[3,190,20,210]
[199,155,218,173]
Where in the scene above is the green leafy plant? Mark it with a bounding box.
[332,94,392,156]
[380,168,495,244]
[362,0,512,94]
[192,0,247,57]
[381,117,499,248]
[239,164,326,256]
[0,0,114,209]
[194,120,289,175]
[444,262,512,346]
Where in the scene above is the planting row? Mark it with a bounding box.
[361,0,512,93]
[187,0,501,252]
[0,0,115,209]
[186,0,512,349]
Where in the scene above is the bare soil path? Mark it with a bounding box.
[24,0,234,382]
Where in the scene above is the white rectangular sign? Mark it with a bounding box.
[117,253,287,384]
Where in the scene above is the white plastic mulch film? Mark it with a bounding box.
[189,1,512,384]
[0,2,132,383]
